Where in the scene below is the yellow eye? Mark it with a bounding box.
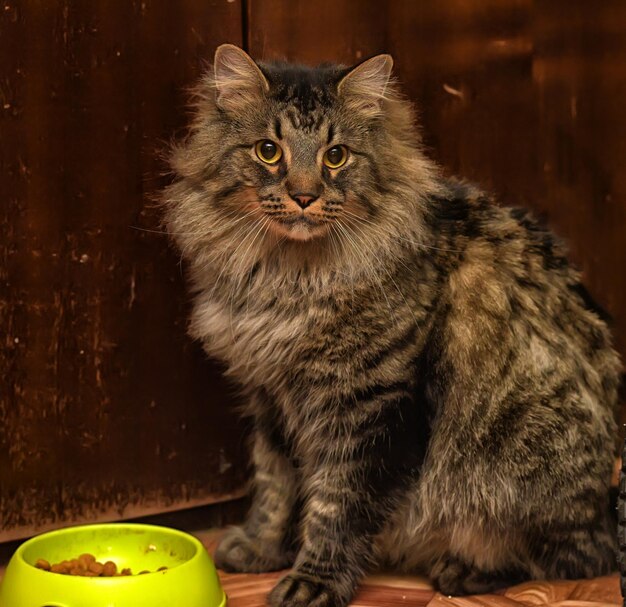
[255,140,282,164]
[323,145,348,169]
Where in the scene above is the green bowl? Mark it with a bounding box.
[0,523,226,607]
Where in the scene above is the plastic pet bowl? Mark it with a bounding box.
[0,523,226,607]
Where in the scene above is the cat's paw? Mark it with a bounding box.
[431,555,469,595]
[214,527,292,573]
[267,573,344,607]
[431,554,520,596]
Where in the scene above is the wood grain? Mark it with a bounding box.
[199,531,621,607]
[0,0,248,539]
[2,0,626,538]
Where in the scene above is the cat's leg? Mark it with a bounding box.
[215,428,298,573]
[420,521,532,595]
[422,432,615,594]
[424,461,616,594]
[419,289,618,594]
[433,512,617,595]
[529,515,616,580]
[267,391,423,607]
[267,465,377,607]
[379,495,532,595]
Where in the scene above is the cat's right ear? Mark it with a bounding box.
[213,44,269,112]
[337,54,394,117]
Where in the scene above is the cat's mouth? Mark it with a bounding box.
[275,216,322,227]
[268,214,329,241]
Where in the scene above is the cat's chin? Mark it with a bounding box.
[268,217,329,242]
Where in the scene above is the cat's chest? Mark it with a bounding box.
[190,291,316,385]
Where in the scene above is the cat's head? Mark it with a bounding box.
[167,45,438,268]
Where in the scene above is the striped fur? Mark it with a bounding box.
[162,45,621,605]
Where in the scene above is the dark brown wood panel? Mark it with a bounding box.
[0,0,248,540]
[247,0,626,361]
[2,0,625,540]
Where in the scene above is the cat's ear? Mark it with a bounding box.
[213,44,269,112]
[337,54,394,116]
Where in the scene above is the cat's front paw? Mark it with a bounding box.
[214,526,292,573]
[267,573,345,607]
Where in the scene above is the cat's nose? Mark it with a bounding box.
[289,192,318,209]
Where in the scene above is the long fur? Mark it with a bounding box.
[161,46,621,606]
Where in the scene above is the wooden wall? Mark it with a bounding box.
[1,0,625,538]
[0,1,248,540]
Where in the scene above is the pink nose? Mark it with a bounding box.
[290,192,318,209]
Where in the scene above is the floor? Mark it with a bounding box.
[197,531,623,607]
[0,527,621,606]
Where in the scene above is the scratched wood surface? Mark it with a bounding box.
[0,1,248,539]
[2,0,626,539]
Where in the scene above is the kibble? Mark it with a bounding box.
[34,553,168,577]
[102,561,117,577]
[88,561,104,575]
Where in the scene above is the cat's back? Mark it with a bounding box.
[430,180,620,409]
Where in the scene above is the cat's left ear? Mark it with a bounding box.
[337,54,394,116]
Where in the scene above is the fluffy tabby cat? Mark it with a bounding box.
[162,44,621,605]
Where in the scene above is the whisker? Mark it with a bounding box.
[207,216,261,301]
[341,218,421,332]
[329,223,355,313]
[340,208,465,254]
[334,219,399,327]
[130,225,199,237]
[341,214,415,277]
[246,219,273,316]
[229,216,272,336]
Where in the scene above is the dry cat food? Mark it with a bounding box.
[34,553,168,577]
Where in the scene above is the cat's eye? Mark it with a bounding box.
[323,145,348,169]
[255,140,283,164]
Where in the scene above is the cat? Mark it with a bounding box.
[162,44,621,606]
